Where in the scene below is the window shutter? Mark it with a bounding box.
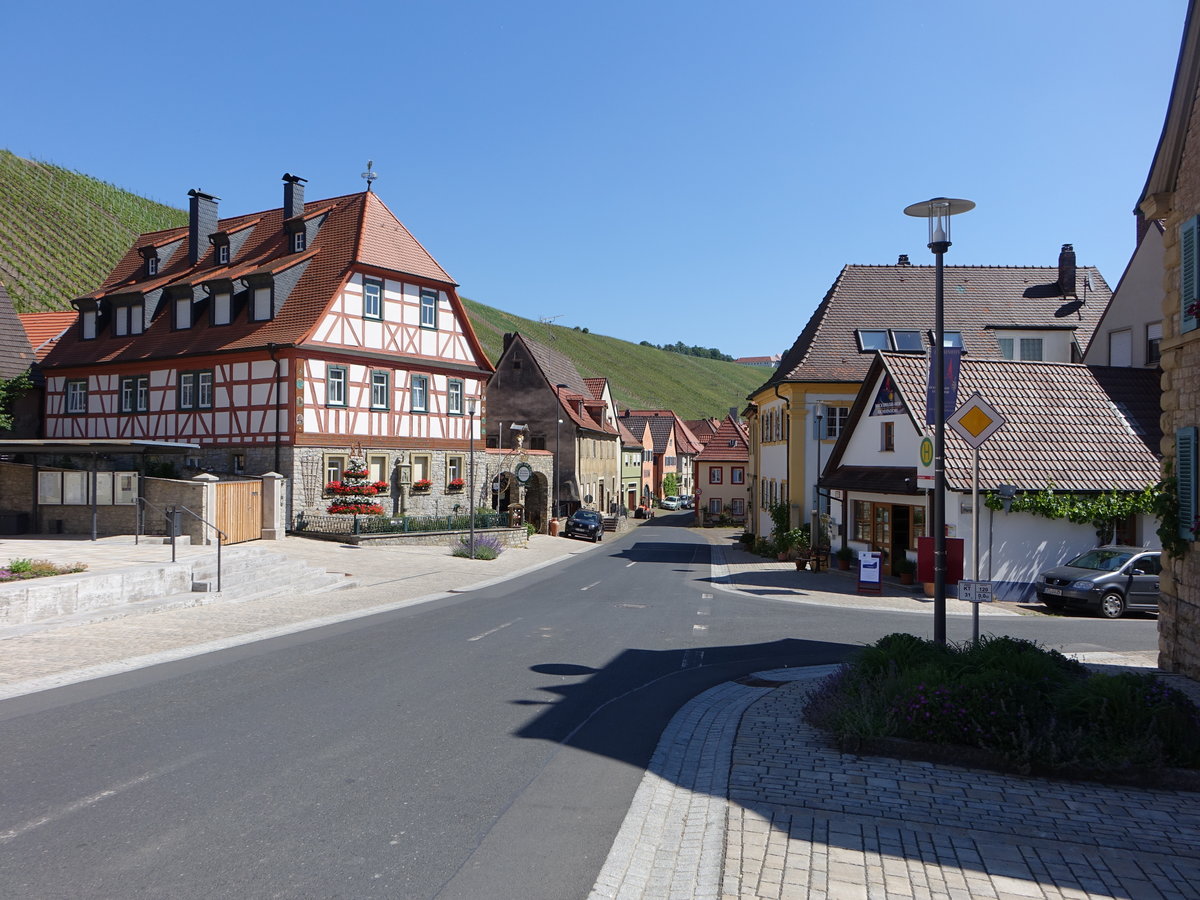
[1178,426,1198,539]
[1182,217,1199,334]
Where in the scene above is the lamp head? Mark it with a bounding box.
[903,197,974,249]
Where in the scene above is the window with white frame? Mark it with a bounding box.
[81,309,97,340]
[327,367,347,407]
[446,455,463,484]
[325,454,347,485]
[66,379,87,414]
[178,372,195,410]
[448,379,463,415]
[217,244,230,265]
[147,255,158,277]
[825,406,850,439]
[121,375,148,413]
[363,279,382,320]
[709,467,723,484]
[1019,338,1043,361]
[709,498,722,515]
[411,374,429,412]
[731,466,745,484]
[197,371,213,409]
[292,230,306,252]
[370,370,389,409]
[114,302,144,337]
[420,289,438,329]
[731,498,745,516]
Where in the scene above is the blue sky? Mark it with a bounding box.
[2,1,1188,358]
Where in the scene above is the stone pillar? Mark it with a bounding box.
[260,472,286,540]
[191,473,219,545]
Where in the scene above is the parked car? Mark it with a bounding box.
[1035,546,1161,619]
[680,495,694,509]
[659,496,681,510]
[564,509,604,542]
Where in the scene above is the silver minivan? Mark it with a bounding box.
[1036,545,1161,619]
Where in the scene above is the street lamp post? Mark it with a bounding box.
[814,404,824,572]
[903,197,974,646]
[467,397,477,558]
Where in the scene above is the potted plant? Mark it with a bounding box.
[412,478,432,492]
[447,478,465,492]
[895,555,916,585]
[835,546,855,570]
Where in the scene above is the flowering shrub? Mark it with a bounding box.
[450,533,504,559]
[327,501,383,515]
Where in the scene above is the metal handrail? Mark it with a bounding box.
[133,496,174,546]
[132,498,228,591]
[174,505,228,593]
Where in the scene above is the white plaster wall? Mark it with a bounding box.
[1083,227,1164,367]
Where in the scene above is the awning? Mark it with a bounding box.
[821,465,920,495]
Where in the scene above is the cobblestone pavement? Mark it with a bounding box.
[592,666,1200,900]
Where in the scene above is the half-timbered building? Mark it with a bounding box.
[39,175,495,521]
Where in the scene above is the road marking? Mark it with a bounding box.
[625,562,637,568]
[701,593,713,600]
[467,619,521,642]
[580,581,601,591]
[0,755,202,846]
[692,624,709,632]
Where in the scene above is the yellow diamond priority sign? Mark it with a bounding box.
[947,393,1005,448]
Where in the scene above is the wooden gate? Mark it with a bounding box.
[215,480,262,544]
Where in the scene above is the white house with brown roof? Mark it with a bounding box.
[36,175,495,526]
[821,353,1161,601]
[1083,222,1166,369]
[748,247,1113,545]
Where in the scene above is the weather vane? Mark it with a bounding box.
[361,160,378,192]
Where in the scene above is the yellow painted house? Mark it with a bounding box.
[747,252,1111,542]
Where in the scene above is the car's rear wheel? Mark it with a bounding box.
[1039,594,1066,611]
[1099,591,1127,619]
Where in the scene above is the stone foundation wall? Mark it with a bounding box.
[296,527,529,549]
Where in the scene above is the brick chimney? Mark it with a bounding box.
[187,190,219,265]
[1058,243,1077,297]
[282,173,307,220]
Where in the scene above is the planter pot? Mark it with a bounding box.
[899,572,914,585]
[923,582,935,597]
[837,557,851,570]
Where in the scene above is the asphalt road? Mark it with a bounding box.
[0,516,1159,899]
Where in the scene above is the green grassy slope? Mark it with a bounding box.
[463,298,767,420]
[0,150,186,311]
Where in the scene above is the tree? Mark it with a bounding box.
[662,473,679,497]
[0,371,32,431]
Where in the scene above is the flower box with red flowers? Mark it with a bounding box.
[447,478,465,492]
[412,479,432,492]
[326,501,383,515]
[325,481,381,496]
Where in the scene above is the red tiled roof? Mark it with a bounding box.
[695,414,749,462]
[18,311,75,361]
[756,262,1111,392]
[40,189,487,372]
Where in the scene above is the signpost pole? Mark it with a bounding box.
[972,446,980,645]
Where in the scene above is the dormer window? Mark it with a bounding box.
[293,230,306,252]
[175,296,193,330]
[284,217,306,254]
[210,231,231,266]
[113,301,145,337]
[81,308,97,340]
[147,256,159,277]
[218,244,229,265]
